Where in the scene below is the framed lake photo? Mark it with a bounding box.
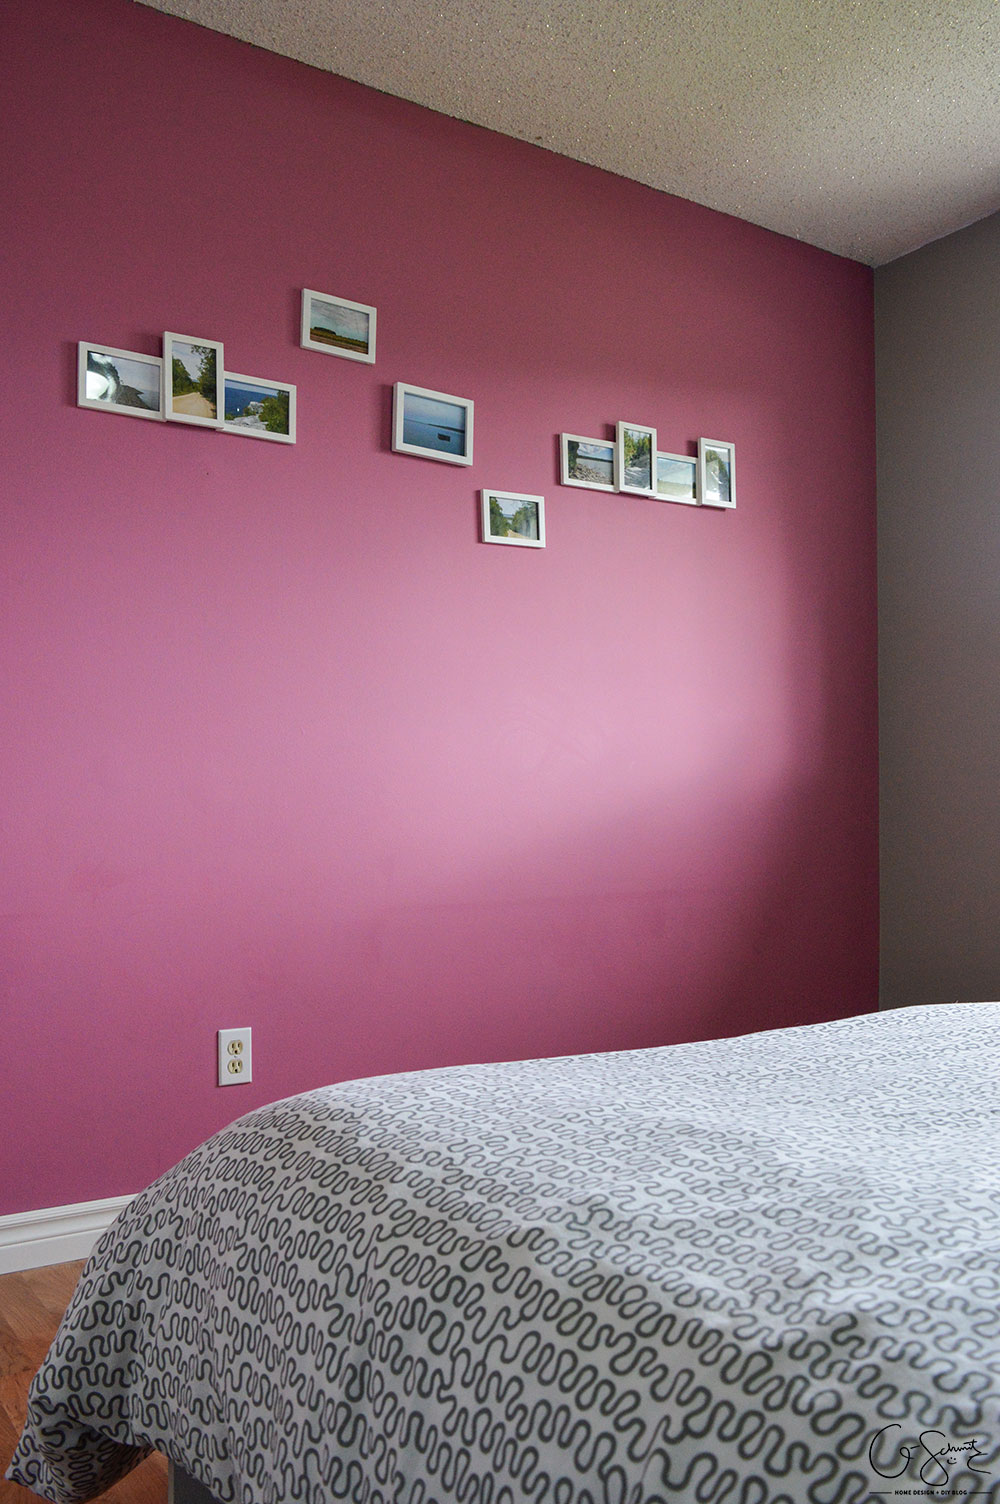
[164,333,224,427]
[617,421,657,496]
[223,371,296,444]
[560,434,616,492]
[393,382,473,466]
[698,437,736,508]
[301,289,376,363]
[656,451,698,505]
[481,490,545,548]
[77,342,164,420]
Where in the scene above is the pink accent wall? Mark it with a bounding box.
[0,0,877,1216]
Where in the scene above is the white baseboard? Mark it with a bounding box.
[0,1195,134,1275]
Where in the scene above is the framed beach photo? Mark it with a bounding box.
[301,290,376,363]
[656,451,698,505]
[393,382,474,466]
[164,333,224,427]
[481,490,545,548]
[617,421,657,495]
[77,342,163,420]
[222,372,296,443]
[560,434,616,492]
[698,438,736,509]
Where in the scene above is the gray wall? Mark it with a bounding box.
[876,210,1000,1008]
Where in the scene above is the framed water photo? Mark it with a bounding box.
[164,333,223,428]
[223,372,296,444]
[656,451,698,505]
[77,342,163,420]
[698,437,736,509]
[617,421,656,496]
[481,490,545,548]
[560,434,616,492]
[393,383,473,466]
[301,290,376,363]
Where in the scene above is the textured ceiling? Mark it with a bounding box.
[137,0,1000,264]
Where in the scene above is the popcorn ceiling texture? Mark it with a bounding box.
[136,0,1000,265]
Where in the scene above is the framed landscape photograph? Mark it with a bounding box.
[164,333,223,427]
[656,451,698,505]
[393,382,473,465]
[222,372,296,444]
[698,437,736,508]
[481,490,545,548]
[560,434,616,492]
[77,342,163,420]
[617,421,657,495]
[301,290,376,363]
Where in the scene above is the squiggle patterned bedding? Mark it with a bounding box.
[8,1004,1000,1504]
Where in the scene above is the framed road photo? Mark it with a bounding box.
[393,382,474,465]
[617,421,657,495]
[656,451,698,505]
[481,490,545,548]
[698,437,736,508]
[560,434,616,492]
[301,289,376,363]
[77,342,163,420]
[222,372,296,443]
[164,333,224,427]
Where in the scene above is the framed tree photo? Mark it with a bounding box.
[698,438,736,508]
[481,490,545,548]
[617,421,657,495]
[164,333,224,428]
[222,372,296,443]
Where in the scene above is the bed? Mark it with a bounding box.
[7,1003,1000,1504]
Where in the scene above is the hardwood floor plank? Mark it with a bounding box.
[0,1262,167,1504]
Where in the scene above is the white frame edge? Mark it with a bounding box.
[393,381,474,467]
[698,437,736,509]
[221,370,297,443]
[164,332,225,428]
[301,288,377,364]
[616,420,658,496]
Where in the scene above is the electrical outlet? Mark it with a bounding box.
[218,1027,252,1086]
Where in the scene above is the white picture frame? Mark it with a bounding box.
[656,451,698,505]
[222,371,297,444]
[481,490,545,548]
[393,382,474,466]
[77,342,164,420]
[698,437,736,509]
[560,434,616,492]
[164,332,224,428]
[617,420,657,495]
[300,289,376,364]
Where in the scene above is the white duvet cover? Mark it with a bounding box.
[8,1003,1000,1503]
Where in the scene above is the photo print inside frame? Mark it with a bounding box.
[393,382,474,465]
[164,333,223,427]
[301,289,376,363]
[77,342,163,419]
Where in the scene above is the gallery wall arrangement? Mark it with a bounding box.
[4,0,878,1222]
[79,295,736,550]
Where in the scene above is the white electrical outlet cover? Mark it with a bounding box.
[217,1027,252,1086]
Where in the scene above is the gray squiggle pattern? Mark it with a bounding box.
[8,1004,1000,1503]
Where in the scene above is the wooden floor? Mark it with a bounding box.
[0,1262,167,1504]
